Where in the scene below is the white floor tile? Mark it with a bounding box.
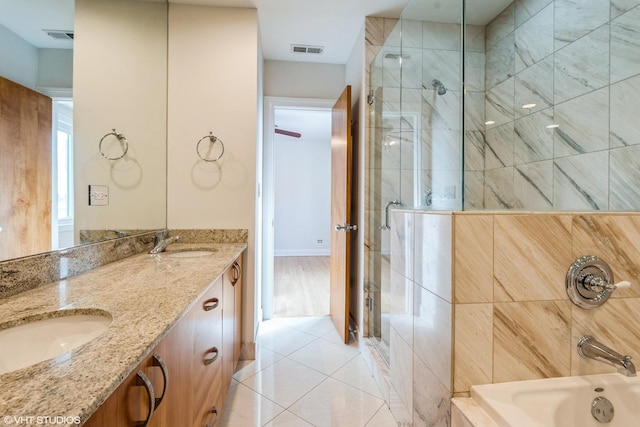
[319,327,359,352]
[258,325,318,356]
[225,316,396,427]
[219,383,285,427]
[282,316,338,337]
[234,345,285,382]
[331,355,384,399]
[264,410,315,427]
[364,404,397,427]
[242,357,328,408]
[288,377,386,427]
[288,338,359,376]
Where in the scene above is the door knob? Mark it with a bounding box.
[335,223,357,232]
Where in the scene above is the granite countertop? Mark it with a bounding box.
[0,243,246,425]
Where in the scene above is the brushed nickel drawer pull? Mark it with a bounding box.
[135,370,155,426]
[152,354,169,408]
[231,261,241,285]
[204,347,219,365]
[203,297,219,311]
[205,406,218,427]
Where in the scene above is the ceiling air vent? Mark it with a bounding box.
[291,44,324,55]
[43,30,74,40]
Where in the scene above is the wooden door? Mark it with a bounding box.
[330,86,353,344]
[0,77,52,260]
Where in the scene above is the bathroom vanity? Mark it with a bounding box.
[0,242,246,426]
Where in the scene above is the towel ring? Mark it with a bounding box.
[99,128,129,160]
[196,132,224,162]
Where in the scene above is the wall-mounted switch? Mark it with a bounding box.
[88,185,109,206]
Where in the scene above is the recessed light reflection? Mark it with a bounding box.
[485,120,495,125]
[384,140,398,149]
[522,103,537,109]
[546,124,560,129]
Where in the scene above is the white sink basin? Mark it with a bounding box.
[165,250,217,258]
[0,311,112,374]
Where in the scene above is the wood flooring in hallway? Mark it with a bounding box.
[273,256,330,317]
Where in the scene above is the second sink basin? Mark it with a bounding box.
[0,310,112,375]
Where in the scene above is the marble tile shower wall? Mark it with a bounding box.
[454,212,640,395]
[387,210,640,425]
[389,209,453,426]
[395,19,463,210]
[479,0,640,210]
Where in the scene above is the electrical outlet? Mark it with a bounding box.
[88,185,109,206]
[317,239,323,243]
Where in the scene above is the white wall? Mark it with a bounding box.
[38,49,73,91]
[167,5,259,344]
[74,0,167,235]
[0,25,72,94]
[345,24,365,107]
[273,112,331,256]
[0,23,38,89]
[264,60,345,99]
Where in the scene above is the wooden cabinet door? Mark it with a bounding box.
[192,277,224,427]
[84,270,238,427]
[222,267,235,402]
[148,314,194,427]
[84,355,156,427]
[232,257,243,366]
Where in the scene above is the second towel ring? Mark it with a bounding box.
[196,132,225,162]
[99,128,129,160]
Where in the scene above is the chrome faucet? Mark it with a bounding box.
[578,335,636,377]
[149,230,180,254]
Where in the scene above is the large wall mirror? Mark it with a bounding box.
[0,0,167,263]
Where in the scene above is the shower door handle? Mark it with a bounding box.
[335,223,357,232]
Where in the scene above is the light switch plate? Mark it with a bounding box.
[88,185,109,206]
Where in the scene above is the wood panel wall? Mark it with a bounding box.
[0,76,52,260]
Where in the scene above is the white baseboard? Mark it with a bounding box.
[274,249,330,257]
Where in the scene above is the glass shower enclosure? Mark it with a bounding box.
[366,0,640,365]
[365,1,464,363]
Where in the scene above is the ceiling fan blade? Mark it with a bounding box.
[275,128,301,138]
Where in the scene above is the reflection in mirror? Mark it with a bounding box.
[0,0,167,263]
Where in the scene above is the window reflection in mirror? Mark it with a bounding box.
[53,99,74,250]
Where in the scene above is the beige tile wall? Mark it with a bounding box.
[384,210,640,425]
[453,212,640,395]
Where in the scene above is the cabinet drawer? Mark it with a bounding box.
[193,277,223,426]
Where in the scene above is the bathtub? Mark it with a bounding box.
[469,373,640,427]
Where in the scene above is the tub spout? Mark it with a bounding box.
[578,335,636,377]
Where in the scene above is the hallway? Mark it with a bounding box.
[220,316,396,426]
[273,256,330,317]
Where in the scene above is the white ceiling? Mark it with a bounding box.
[0,0,512,64]
[0,0,74,49]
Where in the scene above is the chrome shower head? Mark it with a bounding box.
[431,79,447,95]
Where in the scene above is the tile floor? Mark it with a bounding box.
[220,316,397,426]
